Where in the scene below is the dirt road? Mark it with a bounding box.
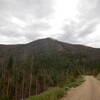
[61,76,100,100]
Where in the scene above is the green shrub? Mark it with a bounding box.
[66,76,84,88]
[26,87,65,100]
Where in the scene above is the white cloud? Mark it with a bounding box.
[11,16,27,28]
[0,0,100,48]
[58,0,100,48]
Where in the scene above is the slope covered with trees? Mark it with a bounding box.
[0,38,100,100]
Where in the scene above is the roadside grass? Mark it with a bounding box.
[65,76,85,88]
[96,77,100,81]
[94,74,100,80]
[26,87,65,100]
[26,76,84,100]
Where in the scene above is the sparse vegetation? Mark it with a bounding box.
[65,76,84,88]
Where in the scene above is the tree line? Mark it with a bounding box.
[0,53,100,100]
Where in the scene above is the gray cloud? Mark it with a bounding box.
[24,22,50,40]
[0,0,53,43]
[0,0,53,19]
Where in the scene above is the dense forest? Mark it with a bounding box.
[0,38,100,100]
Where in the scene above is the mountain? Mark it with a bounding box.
[0,38,100,64]
[0,38,100,100]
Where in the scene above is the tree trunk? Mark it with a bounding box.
[29,73,32,96]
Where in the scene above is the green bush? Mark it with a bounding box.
[26,87,65,100]
[66,76,84,88]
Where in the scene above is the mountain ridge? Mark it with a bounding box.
[0,38,99,49]
[0,37,100,59]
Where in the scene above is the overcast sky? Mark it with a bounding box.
[0,0,100,47]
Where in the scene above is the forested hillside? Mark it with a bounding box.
[0,38,100,100]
